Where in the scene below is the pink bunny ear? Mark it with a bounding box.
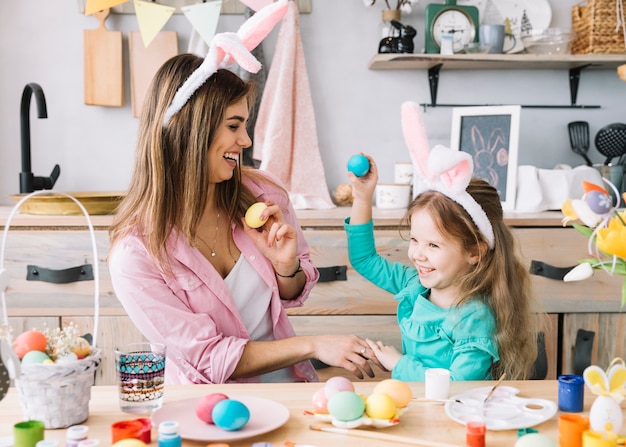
[429,145,473,194]
[238,0,289,50]
[401,101,431,179]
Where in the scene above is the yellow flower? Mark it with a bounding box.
[596,212,626,258]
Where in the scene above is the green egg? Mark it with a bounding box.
[21,350,51,365]
[327,391,365,422]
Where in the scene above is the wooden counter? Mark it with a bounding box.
[1,206,624,385]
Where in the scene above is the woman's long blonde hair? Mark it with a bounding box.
[406,179,543,380]
[109,54,280,272]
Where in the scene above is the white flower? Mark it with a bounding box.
[571,199,603,228]
[563,262,594,282]
[400,3,413,13]
[363,0,376,6]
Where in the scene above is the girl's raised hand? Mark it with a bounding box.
[365,338,401,372]
[347,154,378,202]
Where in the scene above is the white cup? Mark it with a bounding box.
[376,183,412,209]
[425,368,451,400]
[394,162,414,184]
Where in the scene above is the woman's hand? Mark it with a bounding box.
[313,334,383,379]
[366,338,402,372]
[241,201,298,275]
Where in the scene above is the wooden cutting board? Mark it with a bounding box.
[84,9,123,107]
[129,31,178,118]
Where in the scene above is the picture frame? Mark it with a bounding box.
[450,105,521,211]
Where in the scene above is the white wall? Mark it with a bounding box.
[1,1,625,205]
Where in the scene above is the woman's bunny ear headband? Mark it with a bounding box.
[163,0,289,126]
[401,101,495,249]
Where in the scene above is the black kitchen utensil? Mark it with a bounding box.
[594,122,626,165]
[568,121,592,166]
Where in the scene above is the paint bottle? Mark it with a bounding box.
[158,421,181,447]
[66,425,88,447]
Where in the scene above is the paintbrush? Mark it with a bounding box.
[483,372,506,403]
[309,425,461,447]
[412,397,463,404]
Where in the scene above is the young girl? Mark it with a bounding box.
[345,101,540,381]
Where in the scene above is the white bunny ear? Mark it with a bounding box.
[401,101,431,179]
[163,0,288,125]
[237,0,289,51]
[428,145,473,194]
[584,365,610,396]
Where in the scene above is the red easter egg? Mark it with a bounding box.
[195,393,229,424]
[13,330,48,359]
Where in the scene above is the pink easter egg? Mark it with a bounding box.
[312,387,329,414]
[324,376,355,399]
[195,393,229,424]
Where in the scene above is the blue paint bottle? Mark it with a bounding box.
[158,421,181,447]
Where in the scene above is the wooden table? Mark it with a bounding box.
[0,380,622,447]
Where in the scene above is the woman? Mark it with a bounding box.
[108,46,376,384]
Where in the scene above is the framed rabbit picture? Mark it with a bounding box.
[450,105,521,211]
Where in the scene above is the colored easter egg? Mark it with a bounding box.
[13,330,47,359]
[312,387,329,414]
[112,440,146,447]
[327,391,365,422]
[21,350,51,365]
[347,154,370,177]
[245,202,269,229]
[212,399,250,431]
[585,190,612,215]
[373,379,413,408]
[196,393,229,424]
[71,337,91,359]
[514,433,557,447]
[324,376,355,399]
[365,392,397,419]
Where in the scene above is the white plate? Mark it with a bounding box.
[444,386,557,431]
[458,0,552,53]
[151,395,289,442]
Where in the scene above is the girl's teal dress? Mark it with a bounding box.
[345,218,499,381]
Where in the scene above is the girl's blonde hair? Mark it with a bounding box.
[405,178,542,380]
[109,53,283,272]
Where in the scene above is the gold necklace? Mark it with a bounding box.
[196,212,219,257]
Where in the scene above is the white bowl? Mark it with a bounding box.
[376,183,411,209]
[521,28,573,55]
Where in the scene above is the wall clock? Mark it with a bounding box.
[425,0,479,54]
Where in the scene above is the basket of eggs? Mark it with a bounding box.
[0,191,102,429]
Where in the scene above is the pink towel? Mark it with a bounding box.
[253,1,335,209]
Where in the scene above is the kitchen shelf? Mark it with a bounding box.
[368,53,626,109]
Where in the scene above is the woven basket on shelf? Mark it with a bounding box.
[0,191,102,429]
[571,0,626,54]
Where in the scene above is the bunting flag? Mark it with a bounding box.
[239,0,273,12]
[182,1,223,47]
[85,0,129,15]
[134,0,175,48]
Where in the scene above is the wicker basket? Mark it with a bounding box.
[1,191,102,428]
[571,0,626,54]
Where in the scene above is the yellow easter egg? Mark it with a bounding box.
[365,393,397,419]
[373,379,413,408]
[71,337,91,359]
[112,439,146,447]
[245,202,268,229]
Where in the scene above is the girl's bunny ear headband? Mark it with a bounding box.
[401,101,495,249]
[163,0,289,126]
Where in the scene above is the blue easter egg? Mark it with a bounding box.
[585,190,612,215]
[327,391,365,422]
[21,350,51,364]
[212,399,250,431]
[347,154,370,177]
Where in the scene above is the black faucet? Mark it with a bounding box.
[20,83,60,194]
